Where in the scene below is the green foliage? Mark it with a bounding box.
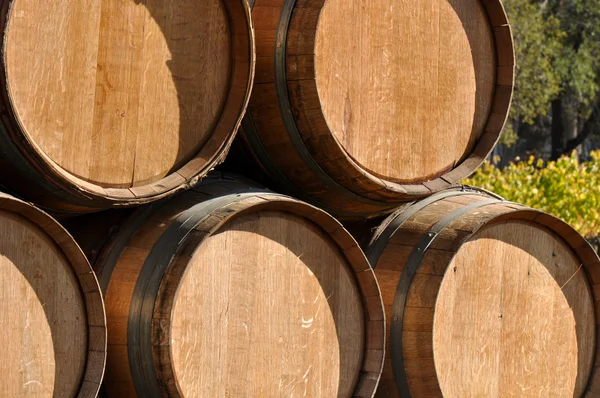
[463,151,600,238]
[503,0,565,128]
[551,0,600,118]
[498,124,519,146]
[502,0,600,145]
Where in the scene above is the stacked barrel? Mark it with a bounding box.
[241,0,513,217]
[84,176,383,397]
[0,0,597,397]
[0,0,253,212]
[365,189,600,397]
[0,0,256,396]
[0,194,106,396]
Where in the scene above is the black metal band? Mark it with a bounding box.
[271,0,386,209]
[390,198,501,397]
[95,203,161,295]
[367,189,470,267]
[241,112,367,218]
[239,0,319,211]
[366,186,499,268]
[127,191,271,397]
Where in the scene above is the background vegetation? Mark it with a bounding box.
[466,0,600,243]
[464,152,600,238]
[496,0,600,161]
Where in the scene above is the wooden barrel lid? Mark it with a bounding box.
[242,0,513,217]
[435,220,594,396]
[91,175,384,397]
[365,188,600,397]
[0,195,106,397]
[315,0,502,184]
[168,210,364,396]
[1,0,253,207]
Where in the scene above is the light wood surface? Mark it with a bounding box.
[315,0,495,183]
[0,205,108,398]
[6,0,230,187]
[0,1,253,212]
[243,0,513,217]
[0,194,107,397]
[435,221,594,397]
[367,190,599,397]
[170,211,364,396]
[0,210,87,397]
[93,175,384,397]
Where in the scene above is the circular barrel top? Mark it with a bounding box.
[4,0,250,193]
[315,0,500,183]
[366,189,599,397]
[169,210,365,396]
[0,210,90,396]
[96,177,383,397]
[434,220,594,397]
[0,194,106,397]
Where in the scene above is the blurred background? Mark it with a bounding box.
[465,0,600,248]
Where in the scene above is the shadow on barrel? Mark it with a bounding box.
[225,220,364,397]
[2,236,87,397]
[448,0,498,155]
[129,0,233,185]
[464,232,594,396]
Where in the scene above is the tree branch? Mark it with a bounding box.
[562,101,600,156]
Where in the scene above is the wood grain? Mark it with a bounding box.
[5,0,230,187]
[170,211,364,396]
[367,189,598,397]
[0,210,88,397]
[315,0,496,183]
[242,0,512,217]
[435,221,594,397]
[0,1,253,212]
[90,175,384,397]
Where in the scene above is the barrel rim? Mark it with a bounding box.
[0,192,107,397]
[367,192,600,398]
[242,0,403,217]
[0,0,255,210]
[431,209,600,397]
[116,188,385,397]
[158,194,384,397]
[245,0,514,213]
[305,0,515,193]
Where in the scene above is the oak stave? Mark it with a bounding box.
[0,193,106,397]
[241,0,514,218]
[80,174,384,397]
[364,187,600,397]
[0,0,254,212]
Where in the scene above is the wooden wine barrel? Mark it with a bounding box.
[241,0,514,218]
[86,174,384,397]
[0,193,106,397]
[364,187,600,397]
[0,0,254,212]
